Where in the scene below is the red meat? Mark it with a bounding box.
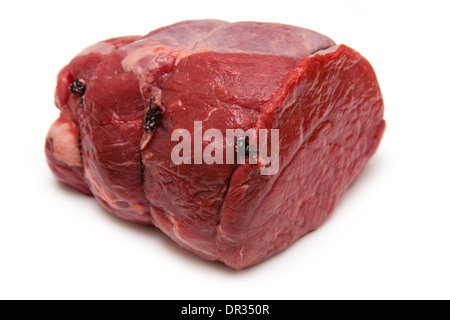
[46,20,385,269]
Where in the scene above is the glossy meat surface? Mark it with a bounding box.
[46,20,384,269]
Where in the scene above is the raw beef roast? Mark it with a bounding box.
[46,20,385,269]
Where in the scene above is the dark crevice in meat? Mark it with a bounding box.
[140,102,152,224]
[144,98,163,133]
[78,132,83,163]
[69,79,87,96]
[69,79,87,109]
[235,136,250,157]
[140,154,145,182]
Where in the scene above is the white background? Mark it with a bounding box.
[1,0,449,300]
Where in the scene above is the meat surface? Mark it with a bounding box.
[46,20,385,269]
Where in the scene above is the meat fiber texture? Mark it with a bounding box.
[46,20,385,270]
